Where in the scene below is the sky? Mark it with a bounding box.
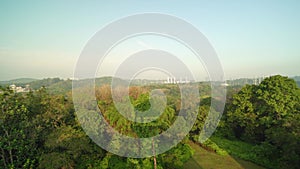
[0,0,300,81]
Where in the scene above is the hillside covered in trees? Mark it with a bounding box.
[0,75,299,169]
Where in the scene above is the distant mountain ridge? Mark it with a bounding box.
[1,75,299,93]
[0,78,38,85]
[291,76,300,87]
[292,76,300,81]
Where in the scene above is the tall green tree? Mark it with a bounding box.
[225,75,300,168]
[0,89,38,168]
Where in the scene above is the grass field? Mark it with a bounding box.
[184,141,265,169]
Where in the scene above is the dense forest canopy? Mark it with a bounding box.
[0,75,299,169]
[223,75,300,168]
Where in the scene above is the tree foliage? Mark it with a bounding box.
[1,75,299,168]
[224,75,300,168]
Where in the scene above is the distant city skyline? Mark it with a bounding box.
[1,1,300,81]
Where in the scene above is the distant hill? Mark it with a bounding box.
[2,75,299,94]
[24,76,123,94]
[225,78,262,86]
[226,76,300,87]
[0,78,38,86]
[28,78,63,89]
[292,76,300,81]
[47,79,72,94]
[291,76,300,87]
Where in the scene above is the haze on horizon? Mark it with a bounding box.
[1,1,300,81]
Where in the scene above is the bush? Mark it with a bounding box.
[200,139,228,156]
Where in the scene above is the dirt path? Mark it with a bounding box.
[184,142,265,169]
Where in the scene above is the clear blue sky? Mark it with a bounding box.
[1,0,300,80]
